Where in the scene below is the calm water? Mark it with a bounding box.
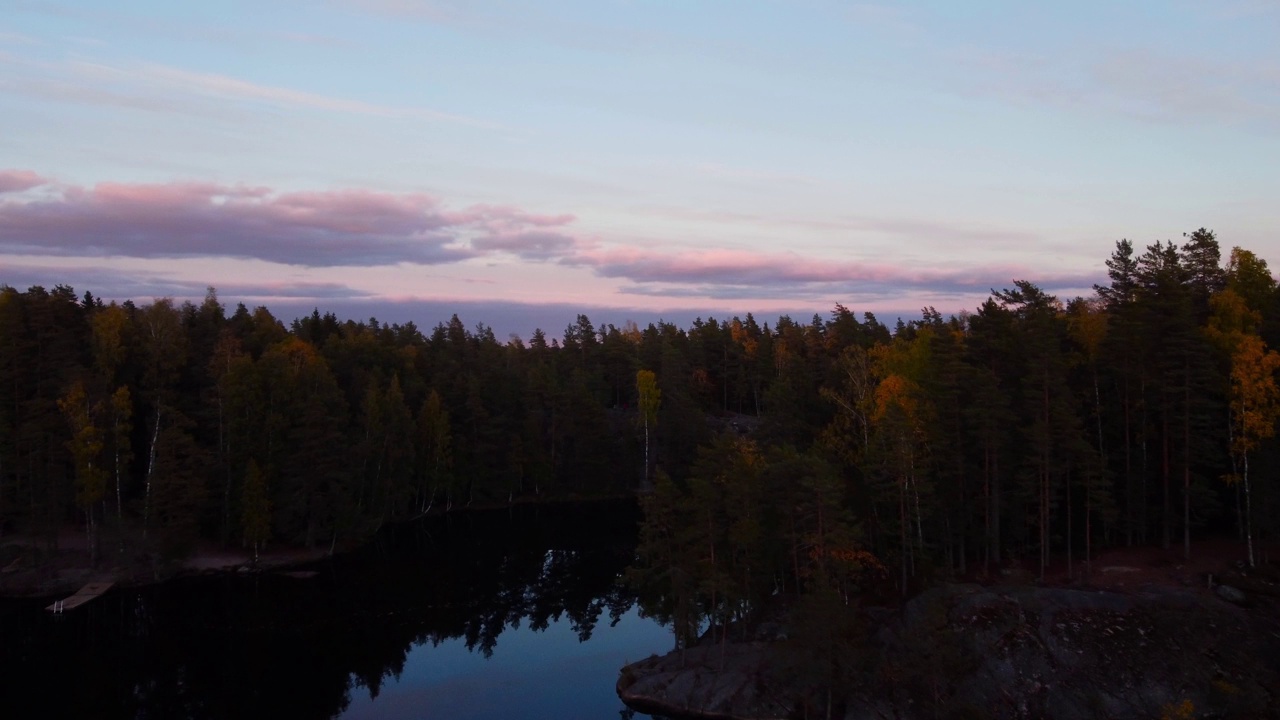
[0,502,673,719]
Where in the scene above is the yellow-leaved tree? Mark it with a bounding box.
[59,380,107,566]
[1227,333,1280,568]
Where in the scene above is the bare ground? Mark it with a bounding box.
[959,536,1280,594]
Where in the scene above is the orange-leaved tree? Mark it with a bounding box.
[871,367,929,594]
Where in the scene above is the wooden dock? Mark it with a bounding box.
[45,581,114,613]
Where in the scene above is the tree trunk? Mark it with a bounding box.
[1244,452,1255,568]
[1141,377,1149,544]
[1123,379,1133,546]
[1085,484,1092,581]
[220,396,231,546]
[1228,412,1243,540]
[1090,364,1103,577]
[992,449,1001,566]
[114,442,123,524]
[706,508,717,644]
[1041,372,1050,582]
[1066,471,1073,581]
[1162,411,1170,550]
[644,415,650,484]
[899,479,908,595]
[144,408,161,540]
[791,510,801,592]
[983,445,991,576]
[1183,376,1192,561]
[85,507,94,568]
[910,455,924,553]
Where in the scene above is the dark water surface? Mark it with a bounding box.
[0,502,671,719]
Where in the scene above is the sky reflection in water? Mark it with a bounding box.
[340,606,668,720]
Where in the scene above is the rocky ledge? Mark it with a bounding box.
[619,582,1280,719]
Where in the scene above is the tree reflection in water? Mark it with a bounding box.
[0,501,664,719]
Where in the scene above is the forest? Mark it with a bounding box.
[2,229,1279,604]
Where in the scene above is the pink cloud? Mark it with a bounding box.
[0,177,581,267]
[567,247,863,283]
[0,169,46,194]
[564,246,1098,295]
[0,171,1103,306]
[442,204,575,231]
[471,231,579,259]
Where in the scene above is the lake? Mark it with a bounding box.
[0,501,674,719]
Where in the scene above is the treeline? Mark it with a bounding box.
[0,287,718,561]
[3,229,1280,583]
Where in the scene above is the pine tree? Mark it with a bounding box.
[993,281,1080,580]
[416,389,453,512]
[1066,297,1118,570]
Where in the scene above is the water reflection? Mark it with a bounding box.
[0,501,671,719]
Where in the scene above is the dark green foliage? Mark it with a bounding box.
[241,458,269,562]
[778,578,867,719]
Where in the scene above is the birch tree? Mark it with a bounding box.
[1226,334,1280,567]
[636,369,661,484]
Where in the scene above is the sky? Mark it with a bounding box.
[2,1,1279,339]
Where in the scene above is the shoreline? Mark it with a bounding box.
[0,492,639,601]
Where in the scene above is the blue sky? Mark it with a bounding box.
[2,1,1278,337]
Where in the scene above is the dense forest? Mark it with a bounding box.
[2,230,1279,600]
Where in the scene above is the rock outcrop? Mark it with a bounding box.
[619,583,1280,719]
[618,642,791,720]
